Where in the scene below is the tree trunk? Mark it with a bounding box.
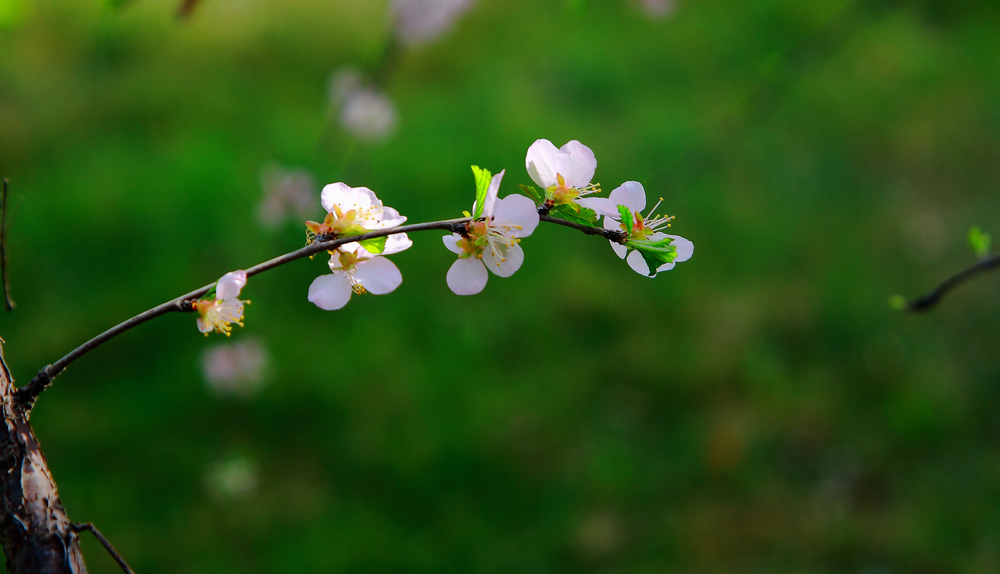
[0,345,87,573]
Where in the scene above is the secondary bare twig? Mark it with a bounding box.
[540,214,626,242]
[1,179,14,311]
[71,522,136,574]
[903,253,1000,312]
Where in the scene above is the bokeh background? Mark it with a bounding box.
[2,0,1000,572]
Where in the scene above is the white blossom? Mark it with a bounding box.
[196,271,248,335]
[340,88,398,143]
[602,181,693,276]
[201,338,270,399]
[444,169,539,295]
[306,183,406,240]
[308,234,413,310]
[525,139,608,213]
[390,0,474,46]
[257,165,318,230]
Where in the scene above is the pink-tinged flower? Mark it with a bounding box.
[340,88,398,143]
[308,234,413,310]
[602,181,693,276]
[257,165,318,230]
[202,338,270,399]
[306,183,406,240]
[525,139,607,212]
[390,0,474,46]
[636,0,676,19]
[327,68,399,144]
[195,271,249,335]
[444,169,539,295]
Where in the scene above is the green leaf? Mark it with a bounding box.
[551,203,599,226]
[969,225,991,259]
[471,165,492,219]
[518,184,542,202]
[359,236,387,254]
[617,205,633,228]
[628,236,677,277]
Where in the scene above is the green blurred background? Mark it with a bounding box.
[3,0,1000,571]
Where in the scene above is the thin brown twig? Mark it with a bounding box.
[903,253,1000,312]
[17,211,633,407]
[1,179,14,311]
[539,214,626,242]
[71,522,136,574]
[16,217,470,407]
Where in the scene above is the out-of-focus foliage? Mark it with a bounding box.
[2,0,1000,572]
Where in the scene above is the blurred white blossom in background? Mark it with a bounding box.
[327,67,365,109]
[390,0,474,46]
[203,455,259,502]
[636,0,676,18]
[201,338,270,399]
[340,88,398,143]
[257,165,318,230]
[327,68,398,144]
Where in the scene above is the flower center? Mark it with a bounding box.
[457,218,521,262]
[623,197,674,240]
[305,206,370,243]
[331,249,368,294]
[196,298,247,336]
[545,173,601,206]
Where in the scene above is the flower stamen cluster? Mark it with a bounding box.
[195,270,249,336]
[305,182,406,243]
[622,197,675,241]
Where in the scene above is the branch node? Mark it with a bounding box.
[15,367,52,412]
[71,522,136,574]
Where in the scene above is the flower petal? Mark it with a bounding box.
[626,250,653,276]
[361,206,406,230]
[383,232,414,255]
[560,140,596,189]
[197,317,211,333]
[483,241,524,278]
[307,273,354,310]
[216,270,247,300]
[447,257,488,295]
[493,194,539,238]
[577,197,618,218]
[610,240,628,259]
[354,256,403,295]
[480,169,504,219]
[525,139,560,188]
[442,233,464,255]
[321,182,379,215]
[608,181,646,213]
[603,216,629,259]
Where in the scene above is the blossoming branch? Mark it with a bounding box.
[18,138,693,407]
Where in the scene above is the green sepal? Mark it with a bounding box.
[359,236,387,254]
[471,165,492,219]
[628,235,677,277]
[200,286,218,301]
[969,226,991,259]
[518,184,543,203]
[550,203,599,226]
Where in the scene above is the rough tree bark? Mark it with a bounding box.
[0,344,87,573]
